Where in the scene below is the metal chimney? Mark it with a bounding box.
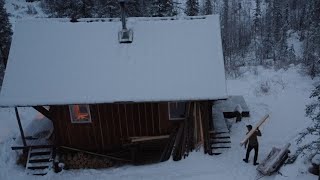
[119,0,127,30]
[118,0,133,43]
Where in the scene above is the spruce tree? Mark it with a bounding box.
[303,84,320,151]
[272,0,282,43]
[253,0,262,62]
[150,0,175,17]
[0,0,12,67]
[203,0,213,15]
[302,0,320,78]
[80,0,94,18]
[253,0,261,37]
[126,0,143,17]
[185,0,199,16]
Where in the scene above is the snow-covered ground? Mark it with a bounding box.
[1,1,318,179]
[0,66,318,180]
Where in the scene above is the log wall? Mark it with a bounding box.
[50,102,177,152]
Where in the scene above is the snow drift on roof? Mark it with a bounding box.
[0,15,227,106]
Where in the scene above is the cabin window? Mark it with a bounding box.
[169,102,186,120]
[69,105,92,123]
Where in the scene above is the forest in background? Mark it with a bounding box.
[0,0,319,79]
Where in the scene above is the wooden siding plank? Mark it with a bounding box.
[119,104,129,137]
[117,104,123,138]
[158,104,162,134]
[145,103,153,135]
[150,103,155,135]
[107,104,116,145]
[89,105,99,151]
[63,106,72,147]
[96,105,105,150]
[137,104,143,136]
[126,104,135,137]
[152,103,160,135]
[141,103,148,135]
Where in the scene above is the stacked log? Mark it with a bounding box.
[171,102,213,161]
[61,152,114,169]
[172,102,197,161]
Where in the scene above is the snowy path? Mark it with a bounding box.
[0,66,317,180]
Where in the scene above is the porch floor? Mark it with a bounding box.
[12,116,53,150]
[211,95,250,132]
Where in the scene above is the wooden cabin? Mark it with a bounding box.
[0,15,227,165]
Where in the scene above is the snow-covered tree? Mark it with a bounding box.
[0,0,12,67]
[253,0,261,37]
[302,0,320,78]
[126,0,143,17]
[150,0,175,17]
[253,0,262,62]
[185,0,199,16]
[203,0,213,15]
[300,85,320,152]
[272,0,282,43]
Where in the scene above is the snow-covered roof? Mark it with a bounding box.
[0,15,227,107]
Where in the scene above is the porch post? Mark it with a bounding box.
[14,107,27,147]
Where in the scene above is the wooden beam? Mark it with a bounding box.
[129,135,170,143]
[33,106,53,120]
[60,146,131,162]
[15,107,27,147]
[240,114,269,146]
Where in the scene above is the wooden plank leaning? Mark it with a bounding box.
[240,114,269,146]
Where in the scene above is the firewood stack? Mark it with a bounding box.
[61,152,114,169]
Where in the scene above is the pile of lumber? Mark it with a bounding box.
[61,152,114,169]
[172,102,212,161]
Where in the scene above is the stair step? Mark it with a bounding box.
[211,140,231,144]
[212,146,231,149]
[211,148,228,155]
[29,158,51,163]
[27,162,52,169]
[30,148,52,153]
[30,151,51,156]
[213,133,230,138]
[212,143,231,148]
[210,137,231,142]
[210,130,229,134]
[29,154,52,161]
[213,136,230,139]
[26,168,50,175]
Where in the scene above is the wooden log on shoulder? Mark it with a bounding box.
[240,114,269,146]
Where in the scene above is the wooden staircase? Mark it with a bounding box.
[210,131,231,155]
[26,147,53,175]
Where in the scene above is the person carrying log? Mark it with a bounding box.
[243,124,261,166]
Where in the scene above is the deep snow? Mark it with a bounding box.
[0,66,318,180]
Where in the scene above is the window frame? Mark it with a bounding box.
[168,102,186,120]
[69,104,92,124]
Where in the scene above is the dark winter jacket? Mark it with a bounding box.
[246,129,261,147]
